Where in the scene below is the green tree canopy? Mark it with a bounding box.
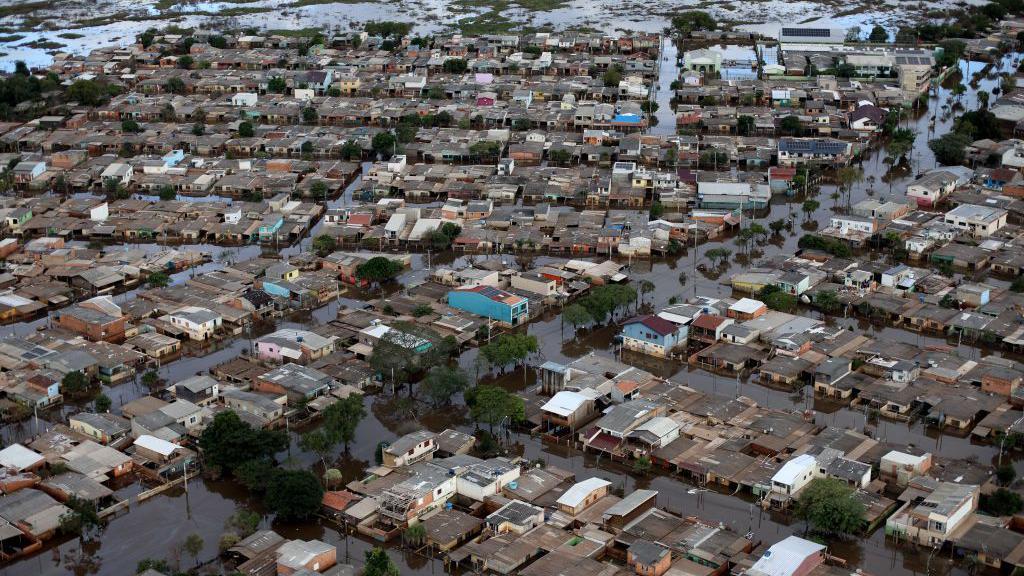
[364,547,400,576]
[312,234,337,257]
[199,411,287,474]
[796,478,866,536]
[264,469,324,520]
[356,256,404,283]
[468,385,525,431]
[422,365,469,407]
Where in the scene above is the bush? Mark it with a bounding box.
[983,488,1023,516]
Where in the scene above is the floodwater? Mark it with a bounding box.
[0,45,1019,576]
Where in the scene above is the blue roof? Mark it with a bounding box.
[613,114,642,124]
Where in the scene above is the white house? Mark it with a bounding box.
[100,162,133,185]
[231,92,258,106]
[906,171,957,208]
[168,306,223,340]
[770,453,817,497]
[944,203,1008,237]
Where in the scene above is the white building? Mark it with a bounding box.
[168,306,223,340]
[944,203,1008,237]
[770,453,817,497]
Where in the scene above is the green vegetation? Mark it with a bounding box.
[798,234,852,257]
[796,478,866,535]
[982,488,1023,516]
[158,184,176,201]
[263,469,324,520]
[670,11,717,35]
[61,371,91,397]
[58,496,100,538]
[146,271,171,288]
[758,285,798,313]
[422,365,469,407]
[480,333,538,373]
[199,411,288,475]
[364,547,400,576]
[238,121,254,138]
[602,64,623,87]
[312,233,337,257]
[428,222,462,250]
[356,256,404,284]
[467,384,525,431]
[93,393,111,413]
[568,284,638,326]
[371,131,397,158]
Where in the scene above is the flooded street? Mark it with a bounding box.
[0,33,1018,576]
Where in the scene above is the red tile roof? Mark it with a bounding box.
[691,314,727,330]
[625,315,678,336]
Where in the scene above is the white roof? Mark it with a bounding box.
[749,536,825,576]
[134,435,179,457]
[730,298,765,314]
[882,450,929,466]
[633,416,679,438]
[541,391,587,417]
[770,454,816,486]
[0,444,43,471]
[557,477,612,508]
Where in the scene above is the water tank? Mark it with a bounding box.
[507,480,518,490]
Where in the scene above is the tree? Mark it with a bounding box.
[633,455,652,475]
[356,256,404,284]
[158,184,176,201]
[480,333,538,374]
[268,76,287,93]
[705,247,732,267]
[147,271,170,288]
[929,132,972,166]
[141,370,159,387]
[341,140,362,160]
[982,488,1023,516]
[199,411,287,474]
[224,509,260,539]
[324,468,342,489]
[61,371,90,397]
[638,280,656,306]
[238,121,254,138]
[1003,74,1018,95]
[796,478,865,535]
[469,385,525,432]
[977,90,991,109]
[310,180,328,200]
[602,65,623,87]
[801,199,820,221]
[868,25,889,43]
[302,106,317,125]
[997,463,1017,486]
[442,58,468,74]
[178,55,194,69]
[163,77,186,94]
[94,393,111,413]
[300,429,337,470]
[404,523,426,547]
[737,115,755,136]
[761,284,798,311]
[322,394,366,451]
[183,533,203,567]
[769,218,787,235]
[364,547,399,576]
[121,119,140,133]
[670,11,717,35]
[815,289,841,313]
[780,115,802,135]
[58,496,100,539]
[208,34,227,49]
[371,131,397,158]
[649,201,665,219]
[264,469,324,520]
[422,365,469,407]
[66,79,103,105]
[563,303,591,330]
[312,234,337,257]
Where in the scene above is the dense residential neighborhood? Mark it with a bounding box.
[4,3,1024,576]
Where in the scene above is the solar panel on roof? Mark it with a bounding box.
[781,28,831,37]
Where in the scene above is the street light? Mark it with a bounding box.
[998,413,1024,467]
